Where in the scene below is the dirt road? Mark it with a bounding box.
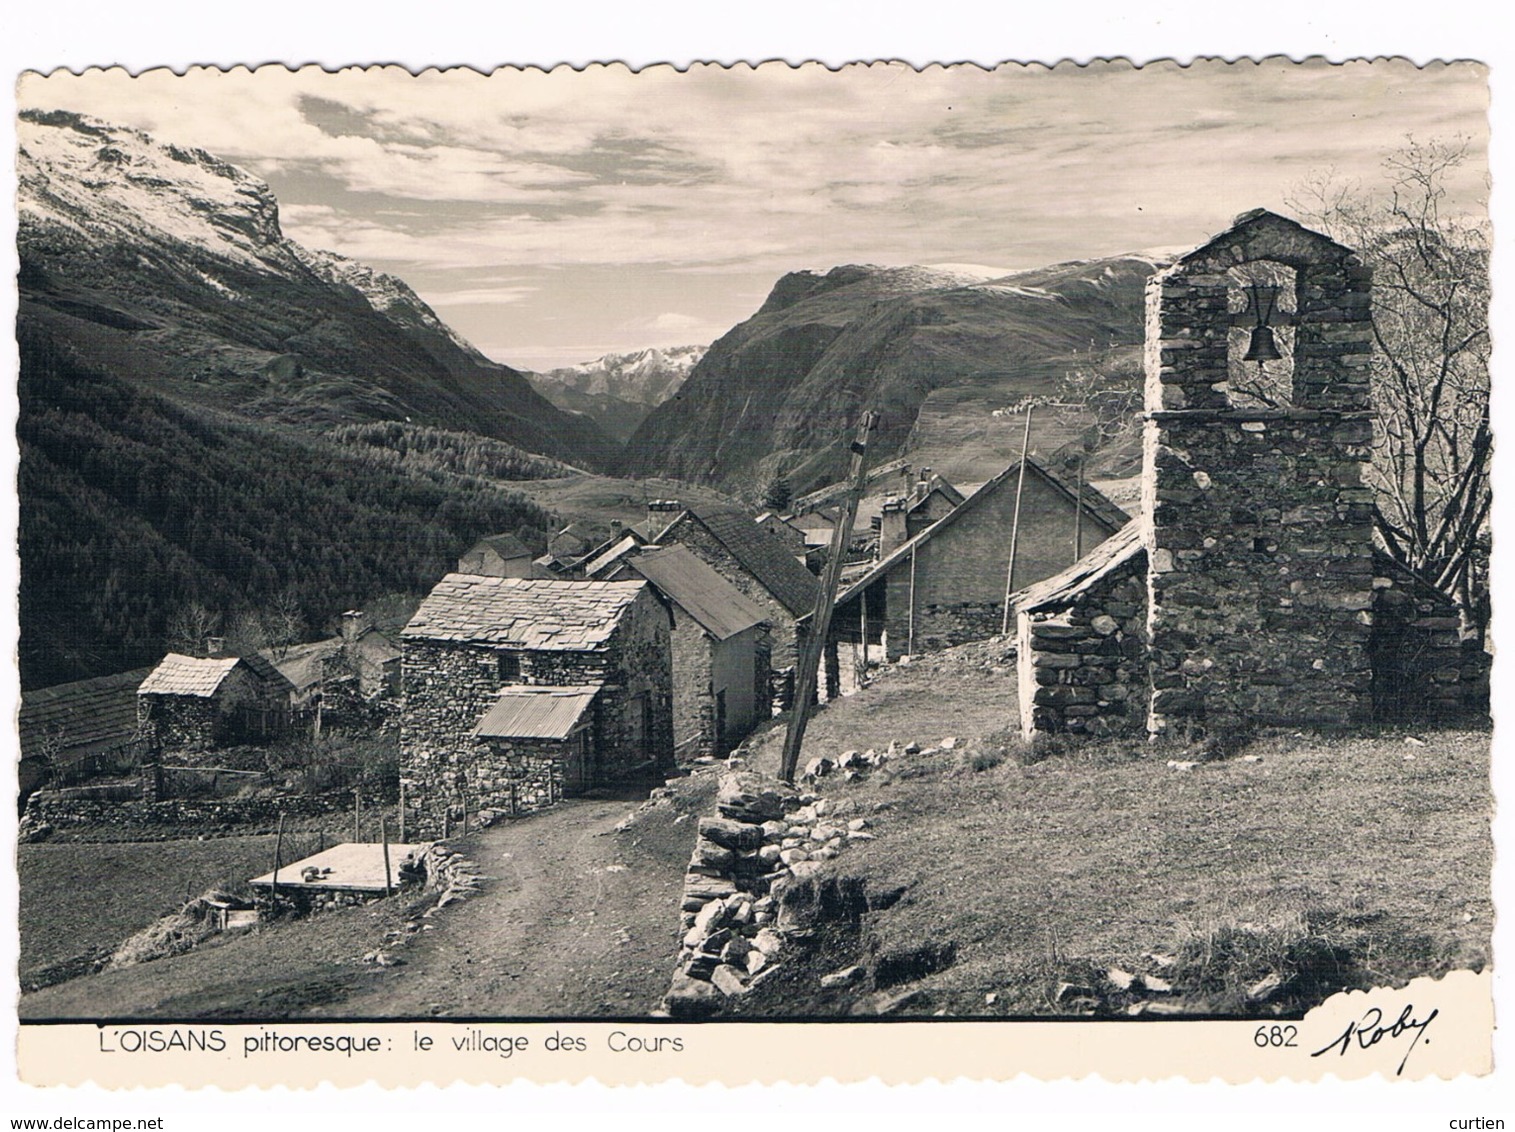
[20,780,712,1021]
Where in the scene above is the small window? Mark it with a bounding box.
[497,652,521,681]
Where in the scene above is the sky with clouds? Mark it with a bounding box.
[18,60,1489,372]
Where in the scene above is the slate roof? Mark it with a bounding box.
[266,639,343,692]
[832,459,1131,611]
[470,532,532,559]
[472,685,600,740]
[1013,520,1145,613]
[403,575,647,649]
[675,507,820,618]
[19,667,153,758]
[235,652,297,695]
[138,654,243,697]
[622,546,768,641]
[1027,457,1130,534]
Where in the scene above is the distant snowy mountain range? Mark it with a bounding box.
[526,344,708,443]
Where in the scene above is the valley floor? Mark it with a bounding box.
[18,637,1492,1021]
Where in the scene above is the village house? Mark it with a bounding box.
[264,610,401,728]
[18,665,154,808]
[399,575,673,833]
[136,651,297,751]
[643,503,820,676]
[457,532,536,578]
[874,468,966,556]
[1014,208,1489,739]
[600,545,771,759]
[828,455,1129,671]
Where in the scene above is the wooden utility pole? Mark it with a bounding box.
[780,411,877,784]
[1000,408,1035,634]
[1073,456,1086,562]
[270,813,286,903]
[380,816,393,897]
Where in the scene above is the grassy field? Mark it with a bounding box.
[740,641,1493,1016]
[17,830,334,986]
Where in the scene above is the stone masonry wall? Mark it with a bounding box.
[1017,555,1150,738]
[400,588,672,837]
[669,606,715,757]
[1143,214,1377,734]
[1370,559,1491,722]
[137,696,222,752]
[880,473,1119,660]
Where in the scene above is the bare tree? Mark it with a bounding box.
[166,600,222,656]
[1290,138,1491,641]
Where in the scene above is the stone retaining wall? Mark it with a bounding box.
[1018,561,1149,737]
[661,769,875,1017]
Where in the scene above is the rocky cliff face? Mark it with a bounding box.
[527,344,707,443]
[622,259,1158,493]
[17,108,611,468]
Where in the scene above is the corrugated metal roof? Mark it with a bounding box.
[624,546,768,640]
[403,575,646,648]
[19,666,153,758]
[138,654,242,697]
[472,685,600,740]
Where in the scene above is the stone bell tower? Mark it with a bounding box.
[1142,209,1376,733]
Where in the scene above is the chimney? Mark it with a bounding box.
[646,499,682,536]
[205,636,225,658]
[341,610,368,642]
[878,498,910,557]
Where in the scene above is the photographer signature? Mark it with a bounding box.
[1310,1003,1438,1076]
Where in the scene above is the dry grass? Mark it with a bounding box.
[739,641,1492,1016]
[17,832,330,986]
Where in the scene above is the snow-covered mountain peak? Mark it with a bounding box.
[18,108,289,268]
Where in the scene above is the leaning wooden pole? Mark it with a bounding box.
[780,411,877,784]
[1000,407,1035,634]
[270,812,286,905]
[381,816,394,897]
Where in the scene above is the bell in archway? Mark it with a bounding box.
[1243,325,1283,363]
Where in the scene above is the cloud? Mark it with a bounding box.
[17,60,1489,357]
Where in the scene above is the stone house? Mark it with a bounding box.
[265,611,401,728]
[875,468,967,556]
[399,575,673,833]
[136,652,296,750]
[603,545,771,759]
[1014,208,1488,738]
[647,505,819,673]
[830,456,1128,667]
[458,532,536,578]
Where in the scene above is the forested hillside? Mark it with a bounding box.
[18,328,556,690]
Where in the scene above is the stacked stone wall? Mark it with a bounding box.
[137,696,222,751]
[1371,562,1491,722]
[399,588,672,837]
[22,786,392,836]
[1144,214,1377,734]
[1017,556,1149,737]
[669,607,715,757]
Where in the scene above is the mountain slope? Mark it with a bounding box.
[17,327,558,690]
[526,345,706,444]
[17,108,613,468]
[622,259,1156,493]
